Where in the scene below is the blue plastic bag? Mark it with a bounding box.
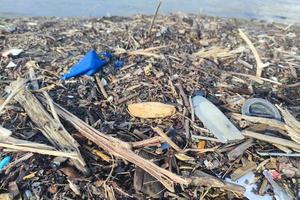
[61,50,112,80]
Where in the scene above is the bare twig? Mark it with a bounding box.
[152,127,182,152]
[117,93,139,105]
[238,29,269,77]
[227,71,281,85]
[242,130,300,152]
[131,136,165,148]
[95,75,109,99]
[0,136,78,159]
[148,1,162,37]
[0,78,27,114]
[257,152,300,157]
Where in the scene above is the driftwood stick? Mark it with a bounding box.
[152,127,182,152]
[11,80,87,173]
[148,1,162,37]
[131,136,165,148]
[242,130,300,152]
[0,137,78,159]
[53,102,188,192]
[95,75,109,99]
[238,29,268,77]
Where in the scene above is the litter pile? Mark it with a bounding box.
[0,14,300,199]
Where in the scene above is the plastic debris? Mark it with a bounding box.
[6,61,17,68]
[263,170,292,200]
[23,190,33,200]
[114,60,124,69]
[241,98,281,120]
[61,50,112,80]
[128,102,176,119]
[0,24,16,33]
[156,27,169,37]
[1,49,23,57]
[226,171,272,200]
[0,156,12,170]
[192,95,244,143]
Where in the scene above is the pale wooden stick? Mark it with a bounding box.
[12,81,87,173]
[238,29,269,77]
[227,71,281,85]
[0,137,78,159]
[131,136,165,148]
[0,78,27,114]
[231,113,286,130]
[95,75,108,99]
[152,127,182,152]
[242,130,300,152]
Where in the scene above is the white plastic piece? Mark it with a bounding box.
[2,49,23,57]
[6,61,17,68]
[192,95,244,143]
[226,171,272,200]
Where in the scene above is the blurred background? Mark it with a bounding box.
[0,0,299,24]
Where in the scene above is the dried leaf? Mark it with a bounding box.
[128,102,176,119]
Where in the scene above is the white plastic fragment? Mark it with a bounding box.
[2,49,23,57]
[5,61,17,68]
[101,78,108,86]
[192,95,244,143]
[226,171,272,200]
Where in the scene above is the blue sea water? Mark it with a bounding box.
[0,0,299,24]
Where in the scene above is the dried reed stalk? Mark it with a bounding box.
[0,126,77,159]
[11,80,87,173]
[52,102,188,192]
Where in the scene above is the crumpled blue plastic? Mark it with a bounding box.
[61,50,112,80]
[114,60,124,69]
[0,156,11,170]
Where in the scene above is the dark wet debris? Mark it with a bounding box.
[0,14,300,199]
